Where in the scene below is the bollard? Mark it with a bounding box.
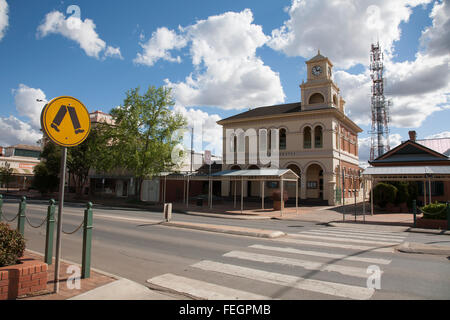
[447,202,450,231]
[164,203,172,222]
[82,202,93,279]
[17,196,26,235]
[412,200,417,228]
[45,199,56,265]
[0,194,3,221]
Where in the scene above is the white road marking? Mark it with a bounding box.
[274,237,395,253]
[147,273,271,300]
[289,233,400,246]
[326,227,407,237]
[300,230,405,242]
[249,244,392,265]
[192,260,375,300]
[224,250,374,278]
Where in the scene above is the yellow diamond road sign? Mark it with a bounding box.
[41,96,91,147]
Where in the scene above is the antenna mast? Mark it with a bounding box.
[369,42,391,161]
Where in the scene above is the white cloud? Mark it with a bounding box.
[420,0,450,57]
[141,9,285,110]
[328,0,450,129]
[0,116,42,147]
[0,0,8,41]
[104,46,123,60]
[37,10,121,60]
[268,0,432,69]
[134,27,187,66]
[426,131,450,139]
[12,84,47,129]
[174,105,223,156]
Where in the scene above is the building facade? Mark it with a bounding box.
[0,144,41,190]
[217,52,363,205]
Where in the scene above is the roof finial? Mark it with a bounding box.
[318,49,320,55]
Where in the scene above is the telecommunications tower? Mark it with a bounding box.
[369,42,391,161]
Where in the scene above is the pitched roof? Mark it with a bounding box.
[370,139,449,165]
[219,102,308,123]
[417,138,450,156]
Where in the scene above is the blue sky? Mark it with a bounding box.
[0,0,449,164]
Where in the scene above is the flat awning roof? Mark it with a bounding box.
[363,166,450,181]
[161,169,299,181]
[212,169,299,181]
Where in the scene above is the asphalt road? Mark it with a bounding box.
[2,200,450,300]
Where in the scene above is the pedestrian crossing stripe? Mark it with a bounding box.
[274,237,395,253]
[249,244,392,265]
[299,230,406,242]
[289,233,401,246]
[192,260,375,300]
[326,227,407,237]
[147,273,271,300]
[223,250,374,278]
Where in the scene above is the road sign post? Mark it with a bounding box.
[41,96,91,293]
[54,147,67,292]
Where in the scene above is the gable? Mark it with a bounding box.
[371,140,449,165]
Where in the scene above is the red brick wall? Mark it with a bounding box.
[0,257,48,300]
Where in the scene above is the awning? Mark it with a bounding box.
[363,166,450,181]
[11,168,34,176]
[160,169,299,181]
[212,169,299,181]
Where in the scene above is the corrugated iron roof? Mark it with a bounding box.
[363,166,450,175]
[417,138,450,156]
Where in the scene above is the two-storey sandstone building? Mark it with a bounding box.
[217,51,363,205]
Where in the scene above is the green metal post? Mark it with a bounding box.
[82,202,93,279]
[0,194,3,221]
[447,202,450,231]
[412,200,417,228]
[17,196,26,235]
[45,199,56,265]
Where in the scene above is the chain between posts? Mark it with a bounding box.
[25,215,48,229]
[62,219,85,235]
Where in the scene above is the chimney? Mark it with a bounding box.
[408,131,417,141]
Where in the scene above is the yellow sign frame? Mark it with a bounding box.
[41,96,91,147]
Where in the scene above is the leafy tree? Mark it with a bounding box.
[67,123,113,197]
[32,142,61,194]
[108,86,187,199]
[0,161,13,192]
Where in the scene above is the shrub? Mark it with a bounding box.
[392,182,409,205]
[0,222,26,267]
[407,182,419,209]
[421,202,448,220]
[373,183,397,208]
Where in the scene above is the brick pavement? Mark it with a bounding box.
[18,251,116,300]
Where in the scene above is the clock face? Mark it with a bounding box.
[312,65,322,76]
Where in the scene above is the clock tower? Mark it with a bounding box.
[300,50,345,112]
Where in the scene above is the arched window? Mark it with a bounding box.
[333,94,338,106]
[314,126,323,148]
[303,127,312,149]
[309,93,325,104]
[233,135,237,153]
[280,128,287,150]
